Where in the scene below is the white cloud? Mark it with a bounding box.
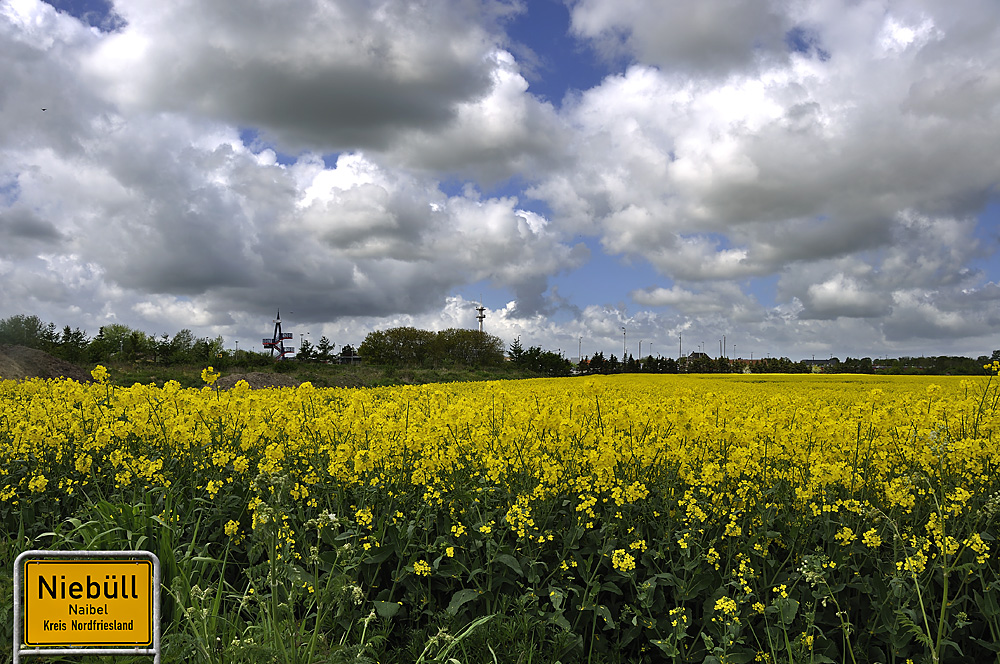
[386,50,570,183]
[4,0,1000,362]
[569,0,791,75]
[82,0,505,152]
[801,273,889,320]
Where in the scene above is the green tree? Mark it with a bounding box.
[359,327,435,366]
[297,337,315,362]
[515,345,572,376]
[315,336,334,362]
[509,337,525,363]
[431,329,505,367]
[55,325,89,362]
[89,323,150,362]
[166,329,197,364]
[0,314,57,349]
[588,351,607,374]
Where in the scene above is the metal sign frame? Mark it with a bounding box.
[13,550,161,663]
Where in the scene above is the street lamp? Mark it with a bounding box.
[621,326,626,359]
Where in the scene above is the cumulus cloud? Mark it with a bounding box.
[386,50,570,183]
[799,273,890,320]
[523,1,1000,352]
[79,0,512,153]
[570,0,795,76]
[631,282,762,320]
[4,0,1000,360]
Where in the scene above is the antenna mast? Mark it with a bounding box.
[475,299,486,333]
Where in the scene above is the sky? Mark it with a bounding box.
[3,0,1000,362]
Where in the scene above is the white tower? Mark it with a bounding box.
[475,301,486,333]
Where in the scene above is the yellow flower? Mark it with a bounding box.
[413,559,432,576]
[201,366,220,385]
[713,596,740,623]
[611,549,635,572]
[28,474,49,494]
[835,526,856,546]
[862,528,882,549]
[206,479,223,499]
[355,507,374,528]
[224,520,240,537]
[75,454,93,475]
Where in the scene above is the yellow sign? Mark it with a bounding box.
[22,559,153,647]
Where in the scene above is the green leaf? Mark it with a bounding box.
[651,639,680,657]
[981,589,1000,618]
[363,546,395,564]
[776,596,799,625]
[552,613,572,631]
[971,637,1000,653]
[495,553,523,576]
[547,587,565,612]
[446,588,480,616]
[595,604,616,630]
[601,581,623,596]
[374,600,402,619]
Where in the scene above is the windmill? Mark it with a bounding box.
[262,310,294,359]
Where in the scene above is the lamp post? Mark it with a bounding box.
[621,326,626,359]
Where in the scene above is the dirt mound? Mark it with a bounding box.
[0,345,94,382]
[215,372,301,389]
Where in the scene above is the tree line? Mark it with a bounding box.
[581,353,996,375]
[0,313,281,367]
[3,312,995,376]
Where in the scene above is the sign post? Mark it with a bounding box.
[13,550,160,663]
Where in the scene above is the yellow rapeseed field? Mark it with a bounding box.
[3,369,1000,663]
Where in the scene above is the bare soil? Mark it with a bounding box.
[0,345,94,382]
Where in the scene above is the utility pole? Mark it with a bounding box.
[621,326,626,359]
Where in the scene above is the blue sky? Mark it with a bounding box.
[4,0,1000,361]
